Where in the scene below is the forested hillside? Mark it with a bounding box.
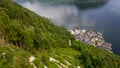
[0,0,120,68]
[0,0,74,51]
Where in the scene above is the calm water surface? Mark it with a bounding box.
[14,0,120,55]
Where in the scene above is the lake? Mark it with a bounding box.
[14,0,120,55]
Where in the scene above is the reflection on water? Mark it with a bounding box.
[14,0,120,55]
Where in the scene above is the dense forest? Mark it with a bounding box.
[0,0,120,68]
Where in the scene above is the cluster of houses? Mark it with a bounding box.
[68,28,112,52]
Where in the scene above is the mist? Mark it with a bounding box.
[14,1,99,29]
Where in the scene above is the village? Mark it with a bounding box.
[68,28,112,53]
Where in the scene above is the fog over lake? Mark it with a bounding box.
[14,0,120,55]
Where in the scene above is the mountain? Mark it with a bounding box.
[74,0,108,9]
[14,0,73,5]
[0,0,120,68]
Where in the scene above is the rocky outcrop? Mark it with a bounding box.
[29,56,37,68]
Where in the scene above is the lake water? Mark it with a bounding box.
[14,0,120,55]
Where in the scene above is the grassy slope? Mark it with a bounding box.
[0,44,80,68]
[0,42,120,68]
[0,0,120,68]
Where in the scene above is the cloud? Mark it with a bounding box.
[15,1,97,29]
[81,14,96,27]
[21,1,79,25]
